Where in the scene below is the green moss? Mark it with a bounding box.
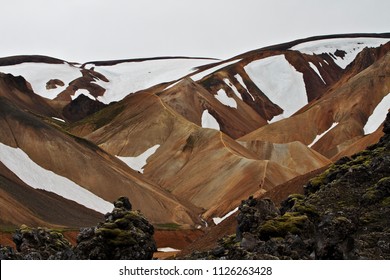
[101,222,118,229]
[105,230,139,247]
[70,103,125,130]
[155,223,181,230]
[381,197,390,206]
[286,194,318,217]
[377,177,390,185]
[259,212,309,240]
[362,187,378,203]
[114,218,132,230]
[0,225,18,233]
[95,227,121,238]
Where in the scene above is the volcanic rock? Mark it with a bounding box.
[74,197,156,260]
[11,225,74,260]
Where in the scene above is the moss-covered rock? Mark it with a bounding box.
[259,212,311,240]
[10,225,74,260]
[74,197,156,260]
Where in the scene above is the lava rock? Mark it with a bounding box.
[12,225,74,260]
[74,197,156,260]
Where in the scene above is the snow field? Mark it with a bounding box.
[223,78,243,100]
[0,143,113,214]
[71,89,96,100]
[244,54,307,118]
[86,58,216,104]
[201,109,220,130]
[117,144,160,174]
[291,37,390,69]
[308,122,339,148]
[308,62,326,84]
[215,89,237,108]
[0,62,82,99]
[213,207,239,225]
[364,93,390,134]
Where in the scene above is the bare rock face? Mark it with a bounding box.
[74,197,157,260]
[46,79,65,90]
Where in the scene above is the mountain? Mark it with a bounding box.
[0,33,389,240]
[184,111,390,260]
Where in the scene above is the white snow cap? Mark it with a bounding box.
[0,62,82,99]
[89,58,216,104]
[291,37,390,69]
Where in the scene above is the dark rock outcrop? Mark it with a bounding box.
[74,196,156,260]
[62,94,107,123]
[0,197,156,260]
[9,225,74,260]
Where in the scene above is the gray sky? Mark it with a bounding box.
[1,0,389,62]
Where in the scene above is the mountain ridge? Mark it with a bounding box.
[0,33,389,235]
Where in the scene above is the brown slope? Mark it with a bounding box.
[238,140,331,174]
[0,162,102,228]
[158,78,267,139]
[239,46,390,158]
[70,90,301,221]
[331,123,385,160]
[0,73,59,118]
[0,97,199,226]
[178,166,329,256]
[199,48,342,112]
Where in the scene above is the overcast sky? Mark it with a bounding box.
[1,0,389,62]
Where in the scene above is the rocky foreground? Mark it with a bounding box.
[0,197,156,260]
[184,112,390,260]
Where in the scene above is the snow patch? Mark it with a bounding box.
[117,145,160,174]
[191,59,241,81]
[0,143,112,214]
[309,62,326,84]
[223,78,242,100]
[89,59,215,104]
[201,110,220,130]
[364,93,390,134]
[308,122,339,148]
[244,54,307,117]
[72,89,96,100]
[269,114,285,124]
[291,37,390,69]
[213,207,239,225]
[51,117,65,123]
[0,62,82,99]
[235,74,254,101]
[157,247,180,252]
[215,89,237,108]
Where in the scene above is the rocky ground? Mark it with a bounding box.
[0,197,156,260]
[184,112,390,260]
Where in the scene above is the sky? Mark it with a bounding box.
[1,0,389,62]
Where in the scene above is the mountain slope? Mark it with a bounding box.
[0,95,200,227]
[0,33,389,232]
